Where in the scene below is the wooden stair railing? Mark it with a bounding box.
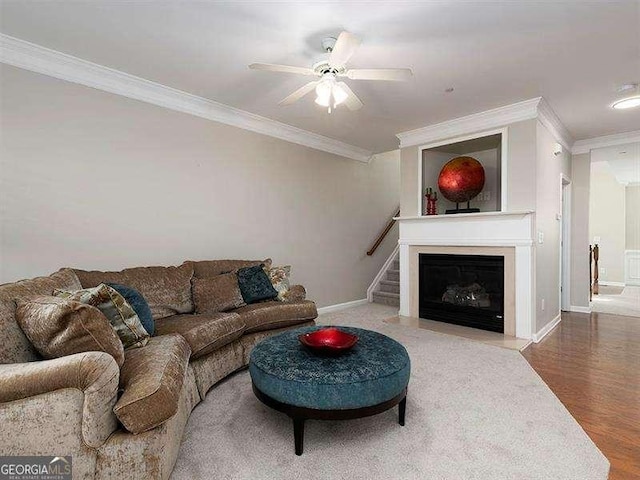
[590,244,599,299]
[367,207,401,256]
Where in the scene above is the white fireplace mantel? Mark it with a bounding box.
[397,210,536,340]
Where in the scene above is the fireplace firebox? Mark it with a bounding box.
[419,253,504,333]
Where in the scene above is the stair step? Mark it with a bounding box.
[386,269,399,282]
[372,291,400,307]
[379,280,400,294]
[392,260,400,270]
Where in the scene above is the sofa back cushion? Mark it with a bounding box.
[192,273,246,313]
[185,258,271,279]
[0,268,82,364]
[16,295,125,367]
[73,263,194,320]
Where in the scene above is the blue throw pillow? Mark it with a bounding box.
[237,265,278,304]
[106,283,155,335]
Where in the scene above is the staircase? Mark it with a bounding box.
[371,256,400,307]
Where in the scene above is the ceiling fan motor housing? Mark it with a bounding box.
[313,61,343,76]
[321,37,337,53]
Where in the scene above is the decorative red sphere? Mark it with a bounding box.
[437,156,485,203]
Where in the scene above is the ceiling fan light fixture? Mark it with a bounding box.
[250,31,408,112]
[314,81,332,107]
[314,75,348,112]
[332,83,348,106]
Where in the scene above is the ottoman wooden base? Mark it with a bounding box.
[252,383,407,455]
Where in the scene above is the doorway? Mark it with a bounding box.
[560,175,571,311]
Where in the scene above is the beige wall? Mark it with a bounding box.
[507,120,538,211]
[626,185,640,250]
[589,163,626,283]
[570,153,591,308]
[399,145,420,217]
[0,65,400,308]
[535,120,571,331]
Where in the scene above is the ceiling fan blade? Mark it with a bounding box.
[249,63,318,76]
[336,82,363,111]
[344,68,413,82]
[329,31,361,68]
[279,81,319,106]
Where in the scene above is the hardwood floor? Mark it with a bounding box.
[522,311,640,480]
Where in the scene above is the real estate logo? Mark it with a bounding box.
[0,456,72,480]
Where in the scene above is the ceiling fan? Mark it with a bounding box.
[249,31,413,113]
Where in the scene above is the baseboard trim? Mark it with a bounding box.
[532,313,562,343]
[598,281,625,287]
[317,299,368,315]
[569,305,592,314]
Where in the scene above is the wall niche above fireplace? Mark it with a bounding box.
[420,130,505,216]
[419,253,505,333]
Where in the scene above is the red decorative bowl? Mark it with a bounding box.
[298,328,358,355]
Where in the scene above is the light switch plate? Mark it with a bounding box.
[538,231,544,244]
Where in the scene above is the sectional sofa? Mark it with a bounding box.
[0,259,318,479]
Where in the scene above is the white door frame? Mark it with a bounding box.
[560,174,572,311]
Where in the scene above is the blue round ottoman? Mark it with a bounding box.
[249,326,410,455]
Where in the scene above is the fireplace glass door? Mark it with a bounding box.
[419,253,505,333]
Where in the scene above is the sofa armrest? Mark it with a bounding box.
[285,285,306,302]
[0,351,120,448]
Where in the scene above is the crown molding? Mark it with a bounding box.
[396,98,542,148]
[0,34,373,163]
[571,129,640,155]
[536,98,573,150]
[396,97,574,150]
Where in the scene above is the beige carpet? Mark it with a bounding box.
[592,285,640,317]
[171,303,609,480]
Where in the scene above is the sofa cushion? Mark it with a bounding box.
[114,334,190,434]
[186,258,272,279]
[154,313,246,359]
[74,263,194,320]
[237,265,278,304]
[16,295,125,367]
[0,268,82,364]
[106,283,155,335]
[192,274,245,313]
[56,284,149,349]
[233,300,318,334]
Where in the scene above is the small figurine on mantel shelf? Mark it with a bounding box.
[424,187,438,215]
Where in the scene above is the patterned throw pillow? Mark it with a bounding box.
[237,265,278,304]
[266,265,291,302]
[106,283,155,335]
[56,284,149,349]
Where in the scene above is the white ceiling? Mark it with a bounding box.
[1,1,639,153]
[591,142,640,184]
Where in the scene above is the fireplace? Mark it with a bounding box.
[419,253,505,333]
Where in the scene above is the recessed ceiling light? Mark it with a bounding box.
[613,96,640,110]
[612,84,640,110]
[445,87,454,93]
